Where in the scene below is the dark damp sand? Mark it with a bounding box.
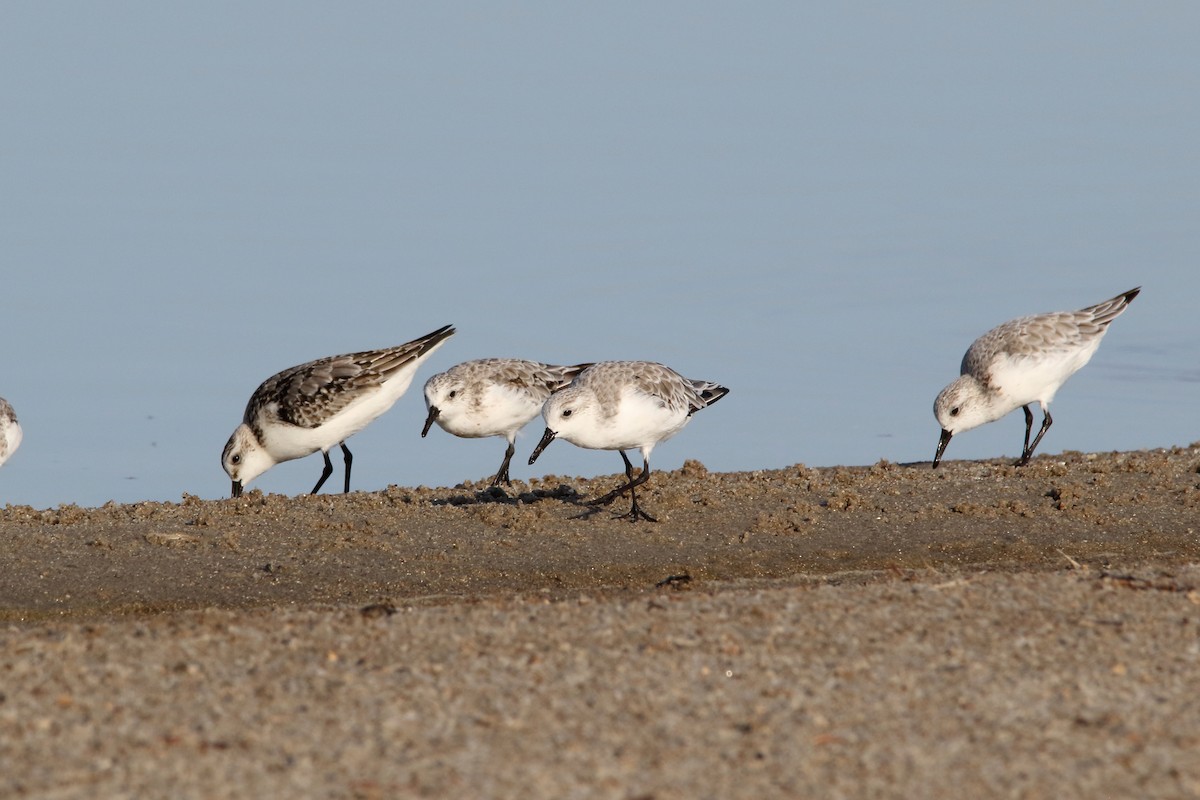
[3,447,1200,797]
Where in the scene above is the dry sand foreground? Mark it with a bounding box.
[3,448,1200,798]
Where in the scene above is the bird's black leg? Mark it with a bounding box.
[1018,405,1034,463]
[311,450,335,494]
[590,451,655,522]
[589,450,639,505]
[1019,409,1053,466]
[340,442,353,493]
[490,441,516,487]
[623,454,656,523]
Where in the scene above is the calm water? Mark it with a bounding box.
[2,4,1198,509]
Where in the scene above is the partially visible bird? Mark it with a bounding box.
[0,396,22,469]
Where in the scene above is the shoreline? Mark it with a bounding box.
[4,447,1200,797]
[3,446,1198,622]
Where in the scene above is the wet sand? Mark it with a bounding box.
[3,448,1200,797]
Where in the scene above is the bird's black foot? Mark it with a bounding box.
[618,502,657,523]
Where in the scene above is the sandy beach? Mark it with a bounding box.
[3,447,1200,798]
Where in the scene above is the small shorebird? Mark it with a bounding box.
[0,397,21,468]
[222,324,455,497]
[933,288,1139,468]
[421,358,590,487]
[528,361,728,522]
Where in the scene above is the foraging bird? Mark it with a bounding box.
[421,358,590,487]
[933,288,1139,468]
[222,324,455,497]
[529,361,728,522]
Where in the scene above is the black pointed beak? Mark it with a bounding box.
[232,480,243,498]
[933,429,953,469]
[528,428,556,465]
[421,406,439,438]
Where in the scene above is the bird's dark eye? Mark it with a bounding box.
[448,390,457,399]
[562,409,573,418]
[232,454,242,464]
[950,407,960,417]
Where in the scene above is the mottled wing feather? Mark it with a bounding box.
[455,359,592,396]
[550,363,593,391]
[491,360,560,392]
[247,325,455,429]
[493,360,592,393]
[961,288,1138,383]
[246,353,387,428]
[625,363,728,415]
[363,324,455,384]
[572,361,727,420]
[688,380,730,414]
[623,364,684,414]
[962,316,1075,382]
[1083,287,1140,326]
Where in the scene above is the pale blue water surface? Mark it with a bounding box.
[1,3,1197,509]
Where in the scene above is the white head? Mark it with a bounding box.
[543,385,600,440]
[933,375,1001,467]
[421,371,464,437]
[527,385,600,462]
[222,424,276,497]
[934,374,1002,437]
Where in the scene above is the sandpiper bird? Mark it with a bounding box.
[421,358,591,487]
[933,288,1139,468]
[528,361,728,522]
[0,397,21,469]
[222,324,455,497]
